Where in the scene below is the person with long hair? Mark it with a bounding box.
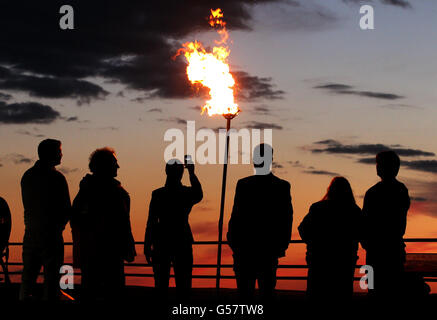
[298,177,363,301]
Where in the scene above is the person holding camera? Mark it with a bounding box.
[144,156,203,299]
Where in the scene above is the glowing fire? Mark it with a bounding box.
[176,9,239,116]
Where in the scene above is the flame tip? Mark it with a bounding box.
[180,9,239,117]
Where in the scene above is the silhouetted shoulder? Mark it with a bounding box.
[366,179,408,196]
[53,170,68,185]
[310,200,361,214]
[238,174,290,188]
[114,178,128,193]
[20,166,34,183]
[272,174,291,188]
[308,200,328,212]
[21,164,67,182]
[54,169,67,179]
[365,181,380,195]
[236,175,254,186]
[151,187,166,197]
[397,180,409,192]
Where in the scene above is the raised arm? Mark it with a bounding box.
[187,163,203,204]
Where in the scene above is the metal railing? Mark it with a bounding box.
[2,238,437,284]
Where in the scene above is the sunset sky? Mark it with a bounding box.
[1,1,436,291]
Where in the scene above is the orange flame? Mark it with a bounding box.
[176,8,239,116]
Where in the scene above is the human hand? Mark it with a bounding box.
[186,163,195,175]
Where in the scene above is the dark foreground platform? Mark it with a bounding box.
[1,283,436,318]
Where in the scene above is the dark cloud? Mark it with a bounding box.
[359,156,437,174]
[357,157,375,164]
[314,83,403,100]
[80,126,119,131]
[287,160,304,168]
[253,106,271,114]
[381,0,411,8]
[251,104,276,116]
[157,117,187,125]
[253,0,339,32]
[343,0,411,8]
[16,130,45,138]
[63,116,79,122]
[361,158,437,174]
[58,167,79,175]
[0,66,108,105]
[147,108,162,113]
[233,71,285,101]
[315,84,352,91]
[314,139,339,145]
[1,153,33,165]
[131,96,148,104]
[272,161,283,169]
[0,101,61,124]
[0,1,284,105]
[244,121,283,130]
[312,140,435,157]
[0,92,12,101]
[303,169,339,176]
[286,159,337,176]
[402,160,437,174]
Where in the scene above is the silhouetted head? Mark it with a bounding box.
[376,150,400,180]
[322,176,356,205]
[89,147,119,178]
[38,139,62,166]
[253,143,273,175]
[165,159,184,183]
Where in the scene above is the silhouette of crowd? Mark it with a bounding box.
[0,139,414,302]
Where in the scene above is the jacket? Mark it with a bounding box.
[71,174,136,266]
[227,173,293,258]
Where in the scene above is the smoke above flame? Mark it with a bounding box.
[175,8,239,116]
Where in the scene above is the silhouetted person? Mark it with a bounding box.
[20,139,71,300]
[227,144,293,301]
[299,177,363,301]
[72,147,136,301]
[362,151,410,298]
[0,197,12,284]
[144,158,203,299]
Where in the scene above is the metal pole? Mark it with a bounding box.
[216,116,231,292]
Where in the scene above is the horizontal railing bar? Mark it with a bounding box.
[2,271,437,283]
[6,238,437,246]
[5,262,382,269]
[3,239,436,286]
